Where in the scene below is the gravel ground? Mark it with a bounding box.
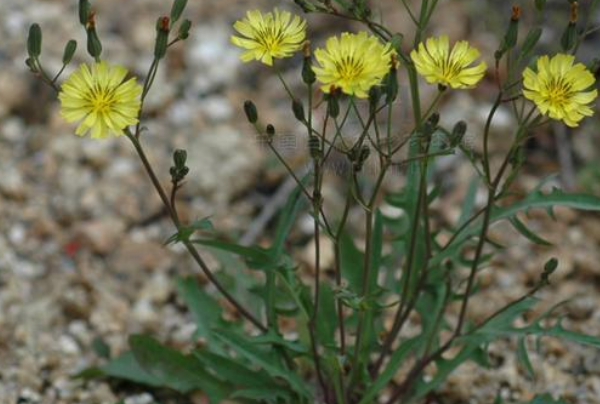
[1,0,599,403]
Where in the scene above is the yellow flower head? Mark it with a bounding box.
[411,35,487,89]
[313,32,395,99]
[523,54,598,128]
[231,9,307,66]
[59,61,142,139]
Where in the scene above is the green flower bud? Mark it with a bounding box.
[520,28,542,60]
[368,86,382,114]
[27,24,42,58]
[390,33,403,54]
[79,0,91,25]
[173,149,187,169]
[154,17,170,60]
[327,92,340,118]
[243,100,258,124]
[302,58,316,85]
[86,27,102,59]
[451,120,467,146]
[178,19,192,40]
[62,40,77,65]
[170,0,188,23]
[294,0,317,13]
[292,98,305,122]
[385,69,398,104]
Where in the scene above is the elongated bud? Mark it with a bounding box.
[302,42,316,85]
[170,0,188,23]
[86,17,103,60]
[451,120,467,146]
[292,99,305,122]
[561,2,578,51]
[505,6,520,48]
[243,100,258,124]
[423,112,440,137]
[79,0,91,25]
[369,86,382,114]
[155,16,170,60]
[178,19,192,40]
[62,40,77,65]
[174,149,187,169]
[385,55,399,103]
[309,135,321,159]
[27,24,42,58]
[327,89,340,118]
[520,28,542,60]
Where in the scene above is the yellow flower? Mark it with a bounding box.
[411,35,487,89]
[59,61,142,139]
[313,32,395,99]
[231,9,306,66]
[523,54,598,127]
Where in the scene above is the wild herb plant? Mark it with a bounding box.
[27,0,600,403]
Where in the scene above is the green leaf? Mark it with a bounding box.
[193,349,282,389]
[271,181,307,259]
[358,337,419,404]
[191,238,275,270]
[214,329,312,399]
[431,189,600,270]
[231,388,292,403]
[100,351,162,387]
[176,277,223,340]
[340,232,364,292]
[509,216,552,246]
[129,335,230,402]
[458,176,479,227]
[517,336,535,380]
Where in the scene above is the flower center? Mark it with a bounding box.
[256,25,284,52]
[546,77,573,106]
[335,56,365,82]
[89,85,116,114]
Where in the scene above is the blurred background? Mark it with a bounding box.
[0,0,599,403]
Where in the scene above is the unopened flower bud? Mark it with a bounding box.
[178,19,192,40]
[86,24,103,59]
[27,24,42,58]
[173,149,187,169]
[292,98,305,122]
[154,17,170,60]
[170,0,188,23]
[327,90,340,118]
[62,40,77,65]
[302,42,316,85]
[243,100,258,124]
[451,120,467,146]
[79,0,91,26]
